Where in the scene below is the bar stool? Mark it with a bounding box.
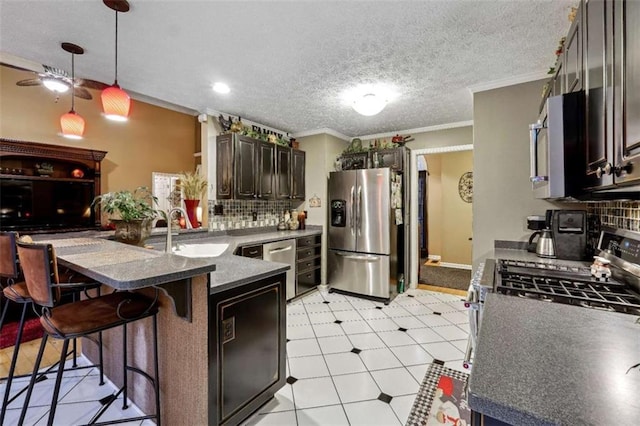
[0,233,103,425]
[16,241,162,426]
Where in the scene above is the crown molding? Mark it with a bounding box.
[356,120,473,140]
[292,128,351,142]
[467,71,549,93]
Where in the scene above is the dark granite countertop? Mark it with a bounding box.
[33,227,322,295]
[468,293,640,425]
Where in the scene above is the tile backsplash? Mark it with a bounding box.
[587,201,640,232]
[208,199,300,231]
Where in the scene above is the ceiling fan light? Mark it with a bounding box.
[352,93,387,116]
[60,110,85,139]
[43,78,69,93]
[101,84,130,121]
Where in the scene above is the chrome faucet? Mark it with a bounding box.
[165,207,193,253]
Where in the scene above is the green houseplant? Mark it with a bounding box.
[178,171,207,228]
[92,186,159,246]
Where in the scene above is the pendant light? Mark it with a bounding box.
[60,42,85,139]
[101,0,131,121]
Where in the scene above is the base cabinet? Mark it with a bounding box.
[295,235,322,296]
[208,274,286,425]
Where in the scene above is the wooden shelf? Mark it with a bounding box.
[0,174,94,183]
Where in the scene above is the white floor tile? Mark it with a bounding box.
[332,372,381,403]
[286,302,306,315]
[333,310,363,322]
[302,293,326,304]
[3,405,49,426]
[287,315,310,327]
[328,301,355,312]
[304,303,332,314]
[431,293,461,303]
[370,367,420,397]
[287,338,322,357]
[416,314,452,328]
[366,318,399,332]
[406,327,446,344]
[258,383,295,414]
[421,341,465,362]
[445,359,471,374]
[357,308,388,320]
[450,339,470,353]
[377,330,416,347]
[291,377,341,409]
[7,375,79,408]
[35,400,102,425]
[349,299,377,310]
[389,344,434,366]
[414,294,444,304]
[60,373,113,404]
[312,323,345,338]
[392,316,427,330]
[322,292,347,302]
[457,322,471,334]
[324,352,368,375]
[288,355,330,379]
[392,297,422,308]
[390,394,417,424]
[343,399,402,426]
[347,332,386,350]
[379,305,412,318]
[243,410,297,425]
[441,311,470,325]
[307,311,336,324]
[446,299,469,311]
[316,335,353,354]
[340,320,374,335]
[433,325,468,341]
[406,364,429,383]
[287,325,316,340]
[358,347,402,371]
[296,404,349,425]
[427,302,459,313]
[402,304,434,316]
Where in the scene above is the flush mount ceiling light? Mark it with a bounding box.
[42,77,69,93]
[212,82,230,94]
[60,42,85,139]
[343,84,398,117]
[101,0,131,122]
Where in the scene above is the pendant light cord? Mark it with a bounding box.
[114,9,119,85]
[71,53,76,111]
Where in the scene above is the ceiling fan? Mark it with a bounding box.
[1,48,109,100]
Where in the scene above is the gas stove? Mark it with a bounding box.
[495,228,640,316]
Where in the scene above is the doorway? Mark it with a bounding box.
[409,145,473,288]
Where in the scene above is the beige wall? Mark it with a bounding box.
[472,79,559,268]
[425,151,473,265]
[0,65,198,195]
[405,126,473,151]
[298,133,347,284]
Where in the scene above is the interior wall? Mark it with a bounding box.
[472,79,558,268]
[0,65,197,199]
[425,154,443,258]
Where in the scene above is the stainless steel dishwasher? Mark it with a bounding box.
[263,239,297,300]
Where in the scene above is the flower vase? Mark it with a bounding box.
[184,199,200,228]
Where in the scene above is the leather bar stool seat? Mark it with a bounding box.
[2,281,30,302]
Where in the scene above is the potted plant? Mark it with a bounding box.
[92,186,159,246]
[178,171,208,228]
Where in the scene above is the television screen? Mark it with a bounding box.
[0,178,95,231]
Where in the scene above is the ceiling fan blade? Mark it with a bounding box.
[0,61,41,74]
[76,78,109,91]
[16,78,43,87]
[74,87,92,100]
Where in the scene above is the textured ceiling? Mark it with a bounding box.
[0,0,574,137]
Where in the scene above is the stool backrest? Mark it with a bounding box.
[16,241,57,308]
[0,231,19,278]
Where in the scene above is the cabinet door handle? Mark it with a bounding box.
[222,316,235,343]
[529,120,548,183]
[269,246,292,254]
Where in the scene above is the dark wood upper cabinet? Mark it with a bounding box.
[291,149,306,200]
[564,11,583,93]
[257,141,275,199]
[216,134,234,199]
[235,136,258,199]
[275,145,292,199]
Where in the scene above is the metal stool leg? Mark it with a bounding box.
[122,323,128,410]
[153,314,161,426]
[0,296,9,331]
[46,339,70,426]
[17,333,48,425]
[0,302,28,423]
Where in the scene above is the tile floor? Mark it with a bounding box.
[1,287,469,426]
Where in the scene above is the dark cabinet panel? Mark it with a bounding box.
[239,244,263,259]
[372,148,404,171]
[275,145,292,199]
[292,149,306,200]
[235,136,258,199]
[294,234,321,297]
[209,274,286,426]
[564,12,583,93]
[257,142,275,199]
[216,134,234,199]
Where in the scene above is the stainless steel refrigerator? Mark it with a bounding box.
[327,168,403,302]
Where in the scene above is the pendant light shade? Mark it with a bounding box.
[60,111,85,139]
[101,84,130,121]
[102,0,131,121]
[60,42,85,139]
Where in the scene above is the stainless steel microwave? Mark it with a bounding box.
[529,92,584,200]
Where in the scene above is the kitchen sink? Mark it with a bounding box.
[173,243,229,258]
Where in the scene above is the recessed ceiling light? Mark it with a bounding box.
[213,82,230,94]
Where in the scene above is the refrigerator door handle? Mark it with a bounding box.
[334,252,379,262]
[356,185,362,236]
[350,185,356,236]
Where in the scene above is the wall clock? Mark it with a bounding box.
[458,171,473,203]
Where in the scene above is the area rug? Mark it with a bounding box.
[0,317,44,350]
[406,362,471,426]
[419,264,471,291]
